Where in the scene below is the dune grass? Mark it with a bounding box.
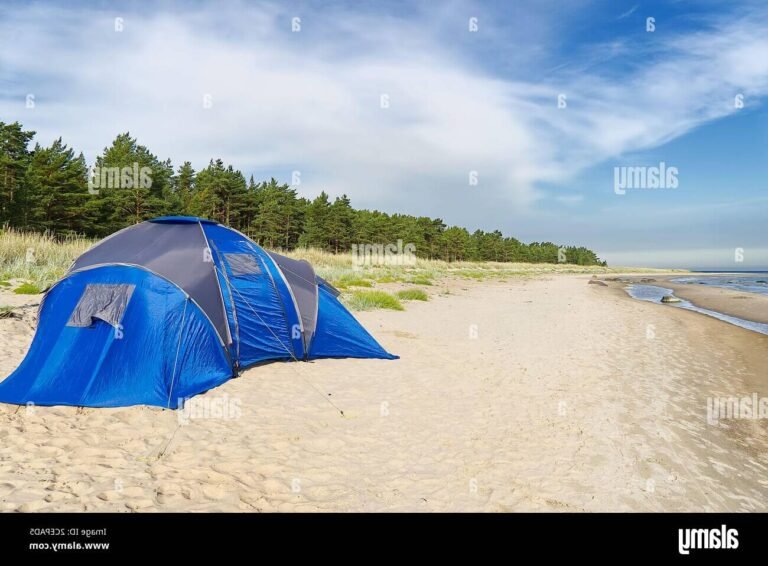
[344,290,404,311]
[396,289,429,301]
[0,227,93,290]
[283,247,678,282]
[0,230,683,308]
[374,274,403,284]
[13,282,42,295]
[330,274,374,289]
[408,275,433,285]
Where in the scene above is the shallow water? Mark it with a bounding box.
[671,275,768,296]
[625,284,768,336]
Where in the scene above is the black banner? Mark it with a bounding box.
[1,513,765,559]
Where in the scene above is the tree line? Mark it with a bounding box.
[0,121,605,265]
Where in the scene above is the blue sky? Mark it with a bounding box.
[1,0,766,268]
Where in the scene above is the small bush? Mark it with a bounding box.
[345,290,404,311]
[408,275,433,285]
[14,282,42,295]
[0,280,10,287]
[332,274,374,288]
[458,270,488,280]
[396,289,428,301]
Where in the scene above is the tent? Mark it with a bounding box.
[0,216,396,408]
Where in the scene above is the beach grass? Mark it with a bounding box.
[408,275,433,285]
[344,290,404,311]
[13,282,42,295]
[396,289,429,301]
[0,229,683,305]
[330,274,374,289]
[0,227,93,290]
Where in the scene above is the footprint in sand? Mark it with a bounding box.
[44,491,72,503]
[16,500,48,512]
[202,485,227,500]
[125,499,155,511]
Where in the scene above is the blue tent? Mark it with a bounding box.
[0,217,396,408]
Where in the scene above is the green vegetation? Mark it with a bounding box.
[0,280,10,287]
[13,282,42,294]
[0,228,92,289]
[408,275,433,285]
[375,274,402,284]
[396,289,429,301]
[345,290,404,311]
[1,120,605,265]
[330,274,374,289]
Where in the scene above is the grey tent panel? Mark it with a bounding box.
[267,251,318,353]
[224,253,262,276]
[316,276,341,297]
[67,284,135,328]
[70,222,229,343]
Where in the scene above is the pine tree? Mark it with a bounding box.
[327,195,354,253]
[24,138,89,234]
[441,226,471,261]
[299,191,331,249]
[191,160,247,225]
[173,161,196,215]
[91,133,172,234]
[0,121,36,225]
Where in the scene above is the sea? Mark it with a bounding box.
[671,272,768,296]
[625,272,768,336]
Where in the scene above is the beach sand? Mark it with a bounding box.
[1,275,767,512]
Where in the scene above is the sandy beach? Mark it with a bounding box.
[1,274,767,512]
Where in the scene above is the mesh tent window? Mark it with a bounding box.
[224,253,262,276]
[66,284,135,328]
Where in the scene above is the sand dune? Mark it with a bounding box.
[1,275,767,512]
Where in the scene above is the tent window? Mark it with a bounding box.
[67,284,135,328]
[225,253,262,276]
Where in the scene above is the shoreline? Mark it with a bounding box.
[660,277,768,326]
[601,273,768,327]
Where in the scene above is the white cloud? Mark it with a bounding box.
[555,194,584,205]
[0,1,766,230]
[617,5,639,20]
